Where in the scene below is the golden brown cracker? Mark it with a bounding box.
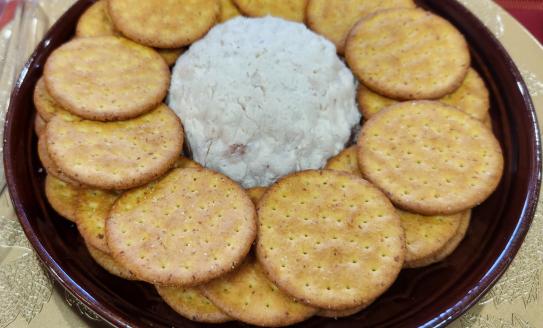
[76,0,119,37]
[156,285,232,323]
[306,0,416,54]
[45,104,183,190]
[246,187,267,205]
[107,168,256,286]
[440,68,489,121]
[256,170,405,310]
[173,156,202,169]
[318,304,366,318]
[483,113,493,130]
[202,257,317,326]
[44,36,170,121]
[346,8,470,100]
[357,85,398,120]
[358,101,504,215]
[86,243,137,280]
[219,0,241,22]
[324,146,361,177]
[157,48,185,66]
[38,135,83,187]
[405,210,471,268]
[108,0,219,48]
[33,77,69,122]
[233,0,307,22]
[44,175,79,222]
[399,209,464,265]
[76,189,119,253]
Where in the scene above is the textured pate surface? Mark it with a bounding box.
[169,17,360,188]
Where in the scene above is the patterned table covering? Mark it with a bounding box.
[1,1,542,327]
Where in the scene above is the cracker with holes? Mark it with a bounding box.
[38,135,83,187]
[246,187,267,205]
[345,8,470,100]
[33,77,70,121]
[325,146,361,177]
[306,0,415,54]
[108,0,219,48]
[399,209,465,267]
[44,36,170,121]
[318,304,367,318]
[76,189,119,253]
[233,0,307,22]
[156,285,232,323]
[219,0,241,22]
[45,104,183,190]
[406,210,471,268]
[358,68,489,121]
[107,168,256,286]
[358,101,503,215]
[75,0,119,37]
[202,257,317,327]
[173,156,202,169]
[86,243,137,280]
[45,175,79,222]
[256,170,405,310]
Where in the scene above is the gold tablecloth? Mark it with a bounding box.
[1,1,542,327]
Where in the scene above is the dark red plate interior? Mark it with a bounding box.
[3,0,541,327]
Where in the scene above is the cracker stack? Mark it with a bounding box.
[35,1,505,326]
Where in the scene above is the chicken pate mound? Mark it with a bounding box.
[168,16,360,188]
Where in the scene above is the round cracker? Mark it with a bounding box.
[345,8,470,100]
[76,189,119,253]
[233,0,307,22]
[107,168,256,286]
[405,210,471,268]
[358,101,503,215]
[219,0,241,23]
[306,0,415,54]
[399,209,464,265]
[75,0,119,38]
[33,77,70,122]
[44,36,170,121]
[34,115,46,137]
[440,68,489,121]
[324,146,361,177]
[202,257,317,327]
[357,69,490,122]
[108,0,219,48]
[45,104,183,190]
[44,175,79,222]
[156,285,232,323]
[38,135,83,187]
[157,48,185,66]
[246,187,267,205]
[86,243,137,280]
[256,170,405,310]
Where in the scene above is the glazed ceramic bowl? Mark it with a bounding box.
[4,0,541,327]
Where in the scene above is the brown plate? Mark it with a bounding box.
[3,0,541,327]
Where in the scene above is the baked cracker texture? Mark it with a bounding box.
[106,168,256,286]
[233,0,308,22]
[86,243,137,280]
[256,170,405,310]
[156,285,232,323]
[306,0,416,54]
[202,257,317,326]
[358,101,503,215]
[45,104,183,190]
[324,146,361,177]
[76,0,119,37]
[76,189,119,253]
[108,0,219,48]
[44,36,170,121]
[44,175,79,222]
[33,77,70,121]
[346,8,470,100]
[404,210,471,268]
[219,0,241,22]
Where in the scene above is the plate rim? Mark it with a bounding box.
[3,0,542,327]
